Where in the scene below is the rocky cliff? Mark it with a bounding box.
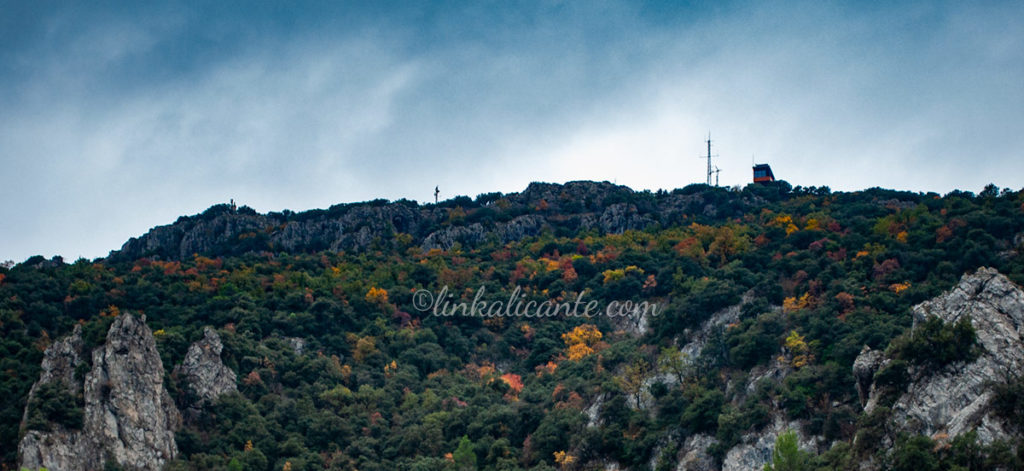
[16,326,92,471]
[174,327,237,414]
[857,267,1024,450]
[675,267,1024,470]
[18,314,180,471]
[108,181,757,261]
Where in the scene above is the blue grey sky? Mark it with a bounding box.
[2,1,1022,262]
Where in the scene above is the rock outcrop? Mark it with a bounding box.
[23,325,85,397]
[422,223,487,251]
[675,434,716,471]
[17,326,93,471]
[721,415,818,471]
[857,267,1024,446]
[19,314,180,471]
[852,345,886,408]
[175,327,237,410]
[679,291,753,362]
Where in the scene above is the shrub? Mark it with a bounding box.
[23,382,83,431]
[890,316,978,372]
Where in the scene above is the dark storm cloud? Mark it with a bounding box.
[1,1,1021,261]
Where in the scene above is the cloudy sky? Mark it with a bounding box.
[2,1,1022,262]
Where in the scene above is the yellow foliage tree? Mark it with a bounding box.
[783,330,812,368]
[782,292,812,312]
[566,343,595,361]
[889,281,911,293]
[601,265,643,284]
[562,324,603,361]
[553,450,575,467]
[771,214,800,235]
[365,286,389,304]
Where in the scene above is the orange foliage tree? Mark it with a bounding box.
[365,286,389,304]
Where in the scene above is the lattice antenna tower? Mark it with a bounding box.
[699,133,718,186]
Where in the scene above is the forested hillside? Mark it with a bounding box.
[3,181,1024,470]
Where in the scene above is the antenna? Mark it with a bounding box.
[706,133,712,185]
[714,166,721,187]
[698,133,718,185]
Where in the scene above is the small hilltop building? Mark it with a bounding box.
[753,164,775,184]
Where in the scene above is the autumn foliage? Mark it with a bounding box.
[562,324,603,361]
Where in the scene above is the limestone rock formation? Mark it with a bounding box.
[592,203,653,234]
[679,291,753,362]
[858,267,1024,446]
[675,434,716,471]
[24,324,85,397]
[175,327,237,409]
[422,223,486,251]
[84,313,181,470]
[852,346,886,408]
[19,314,180,471]
[17,325,95,471]
[721,415,818,471]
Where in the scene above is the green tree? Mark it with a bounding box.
[657,347,690,384]
[453,435,477,471]
[764,429,810,471]
[891,434,938,471]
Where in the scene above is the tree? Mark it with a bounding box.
[365,286,389,304]
[782,330,812,368]
[764,429,810,471]
[657,347,690,384]
[891,434,938,471]
[616,358,652,408]
[453,435,477,471]
[561,324,602,361]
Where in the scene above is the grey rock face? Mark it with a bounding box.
[722,415,817,471]
[495,215,546,244]
[852,346,886,408]
[175,327,237,408]
[408,215,550,250]
[286,336,307,356]
[599,203,646,234]
[28,324,85,396]
[579,203,653,234]
[679,291,753,362]
[18,429,96,471]
[675,434,716,471]
[19,314,180,471]
[17,325,96,471]
[861,267,1024,446]
[422,223,486,250]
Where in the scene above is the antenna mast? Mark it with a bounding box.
[699,133,718,186]
[706,134,713,185]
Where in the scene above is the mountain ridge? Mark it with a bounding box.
[109,179,841,262]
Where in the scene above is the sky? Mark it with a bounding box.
[1,0,1022,262]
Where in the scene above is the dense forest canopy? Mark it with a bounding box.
[3,181,1024,470]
